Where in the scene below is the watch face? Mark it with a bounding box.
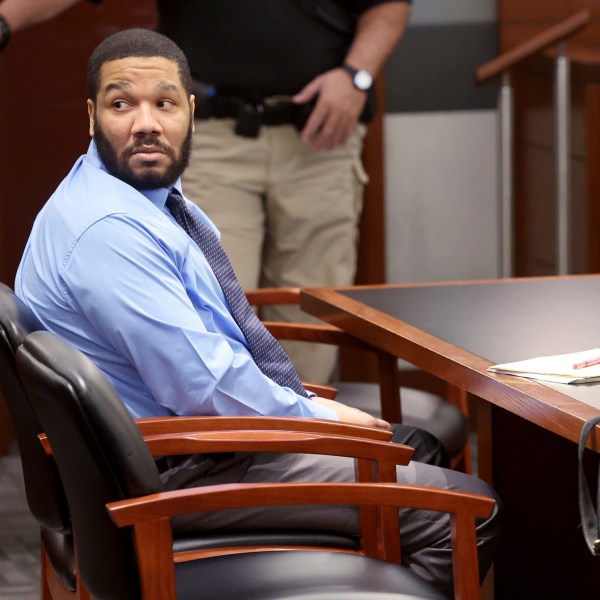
[355,70,373,91]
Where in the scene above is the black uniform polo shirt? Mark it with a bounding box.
[156,0,406,96]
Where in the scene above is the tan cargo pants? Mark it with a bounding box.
[182,118,368,383]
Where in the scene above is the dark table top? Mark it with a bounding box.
[301,276,600,443]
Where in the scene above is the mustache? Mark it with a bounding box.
[124,136,174,158]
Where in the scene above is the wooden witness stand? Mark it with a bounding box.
[475,11,591,84]
[480,6,600,277]
[475,10,592,278]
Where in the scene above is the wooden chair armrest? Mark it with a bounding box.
[262,321,375,349]
[246,289,387,354]
[303,382,337,398]
[141,430,412,469]
[142,428,409,554]
[39,417,394,456]
[107,481,495,600]
[245,287,301,306]
[109,481,493,530]
[135,415,392,441]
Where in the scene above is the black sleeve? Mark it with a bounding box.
[351,0,411,17]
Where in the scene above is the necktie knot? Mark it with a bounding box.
[166,190,184,208]
[166,191,191,229]
[166,190,308,397]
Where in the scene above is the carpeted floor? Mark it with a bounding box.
[0,450,40,600]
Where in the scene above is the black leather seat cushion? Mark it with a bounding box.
[174,530,358,553]
[175,550,448,600]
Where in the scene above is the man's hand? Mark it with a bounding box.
[312,396,391,430]
[293,68,367,151]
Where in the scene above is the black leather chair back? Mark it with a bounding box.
[0,283,80,590]
[0,282,71,530]
[17,330,164,600]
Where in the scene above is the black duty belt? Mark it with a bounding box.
[195,95,315,139]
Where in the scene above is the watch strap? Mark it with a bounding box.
[342,63,358,78]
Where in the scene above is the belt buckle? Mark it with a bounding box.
[263,94,294,107]
[235,102,264,138]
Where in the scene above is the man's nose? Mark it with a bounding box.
[131,104,162,134]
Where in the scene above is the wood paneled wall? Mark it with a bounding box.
[0,2,157,286]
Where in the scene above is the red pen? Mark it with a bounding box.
[572,356,600,369]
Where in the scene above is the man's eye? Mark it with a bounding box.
[112,100,129,110]
[158,99,175,109]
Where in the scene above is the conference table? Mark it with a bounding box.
[300,275,600,599]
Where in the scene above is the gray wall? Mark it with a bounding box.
[385,0,497,113]
[382,0,500,283]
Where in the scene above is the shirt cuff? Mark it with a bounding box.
[309,400,339,421]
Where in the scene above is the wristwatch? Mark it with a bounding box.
[0,15,11,53]
[342,63,373,92]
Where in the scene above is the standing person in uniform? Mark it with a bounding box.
[0,0,411,383]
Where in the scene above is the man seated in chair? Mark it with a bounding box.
[15,29,501,597]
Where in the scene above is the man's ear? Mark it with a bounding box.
[87,99,95,137]
[190,95,195,132]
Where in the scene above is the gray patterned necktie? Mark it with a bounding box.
[166,191,308,397]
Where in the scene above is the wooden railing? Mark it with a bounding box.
[475,10,591,277]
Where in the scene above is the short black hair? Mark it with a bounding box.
[87,28,192,100]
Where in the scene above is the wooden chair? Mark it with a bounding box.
[0,282,389,599]
[18,330,494,600]
[246,287,471,471]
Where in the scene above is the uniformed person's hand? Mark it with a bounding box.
[293,68,367,151]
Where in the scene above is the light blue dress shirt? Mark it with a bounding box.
[16,141,337,421]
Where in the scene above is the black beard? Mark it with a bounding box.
[93,117,193,190]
